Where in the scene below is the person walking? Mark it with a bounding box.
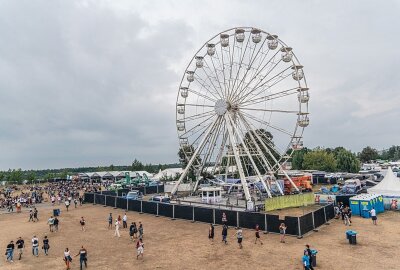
[5,240,15,263]
[117,215,122,225]
[43,236,50,256]
[222,224,228,244]
[136,239,144,260]
[79,196,83,206]
[75,246,88,270]
[54,217,59,232]
[129,222,135,241]
[114,219,120,238]
[234,228,243,249]
[132,222,138,239]
[65,200,70,212]
[28,209,34,222]
[254,224,263,245]
[138,222,144,239]
[305,244,314,270]
[64,248,72,270]
[32,236,39,257]
[123,213,128,229]
[108,213,113,229]
[80,217,86,232]
[74,198,78,208]
[302,250,311,270]
[279,223,287,243]
[48,216,55,232]
[33,208,39,222]
[370,207,377,225]
[16,237,24,260]
[208,223,214,242]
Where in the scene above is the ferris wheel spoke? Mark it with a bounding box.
[228,37,266,103]
[229,33,251,101]
[199,116,224,174]
[240,87,299,107]
[193,73,222,100]
[182,103,215,108]
[239,107,299,114]
[201,59,225,99]
[187,88,218,103]
[211,127,228,175]
[240,111,294,137]
[235,55,282,104]
[179,114,216,138]
[187,115,219,148]
[236,63,291,104]
[239,112,286,155]
[226,36,237,99]
[180,110,215,122]
[216,44,229,99]
[245,69,293,103]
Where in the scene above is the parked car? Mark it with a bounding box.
[122,190,142,200]
[149,195,170,203]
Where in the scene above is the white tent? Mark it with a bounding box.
[368,167,400,196]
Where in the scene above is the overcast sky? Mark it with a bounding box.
[0,0,399,170]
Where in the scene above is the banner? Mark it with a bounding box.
[265,193,315,211]
[314,194,336,204]
[383,197,400,210]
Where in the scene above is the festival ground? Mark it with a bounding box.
[1,203,399,270]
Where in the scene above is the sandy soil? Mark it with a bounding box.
[1,202,399,270]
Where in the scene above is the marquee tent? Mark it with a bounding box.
[368,167,400,196]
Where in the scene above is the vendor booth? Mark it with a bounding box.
[368,167,400,210]
[200,187,222,204]
[350,194,384,218]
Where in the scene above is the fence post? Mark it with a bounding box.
[157,185,159,194]
[324,206,327,223]
[213,209,216,225]
[312,212,315,229]
[297,217,302,239]
[156,203,159,217]
[140,200,143,214]
[172,204,175,220]
[264,214,268,233]
[191,207,195,222]
[126,198,128,211]
[113,197,117,209]
[104,196,107,207]
[93,194,96,205]
[236,211,239,228]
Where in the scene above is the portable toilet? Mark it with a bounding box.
[349,197,361,216]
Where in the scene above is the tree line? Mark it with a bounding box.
[291,145,400,173]
[0,159,180,184]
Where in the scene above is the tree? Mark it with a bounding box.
[303,149,337,172]
[27,171,36,182]
[336,149,360,173]
[178,145,202,181]
[7,169,23,183]
[291,147,309,170]
[359,146,378,163]
[242,129,279,174]
[131,159,144,171]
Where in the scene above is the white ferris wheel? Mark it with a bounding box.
[171,27,310,204]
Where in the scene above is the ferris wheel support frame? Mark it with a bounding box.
[171,117,219,196]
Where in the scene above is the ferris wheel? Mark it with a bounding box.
[171,27,310,203]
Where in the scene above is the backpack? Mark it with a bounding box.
[33,239,38,245]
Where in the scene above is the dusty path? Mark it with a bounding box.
[0,202,399,269]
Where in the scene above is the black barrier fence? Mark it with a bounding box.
[299,213,313,236]
[313,208,326,228]
[85,193,334,237]
[325,204,335,220]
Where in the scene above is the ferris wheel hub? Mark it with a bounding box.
[214,99,228,116]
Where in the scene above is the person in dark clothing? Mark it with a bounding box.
[208,224,214,242]
[43,236,50,255]
[54,217,59,232]
[305,244,314,270]
[16,237,24,260]
[6,240,15,262]
[75,246,88,270]
[222,224,228,244]
[129,222,135,241]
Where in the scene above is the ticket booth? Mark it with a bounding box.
[201,187,222,204]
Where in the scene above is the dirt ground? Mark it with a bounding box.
[1,202,399,270]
